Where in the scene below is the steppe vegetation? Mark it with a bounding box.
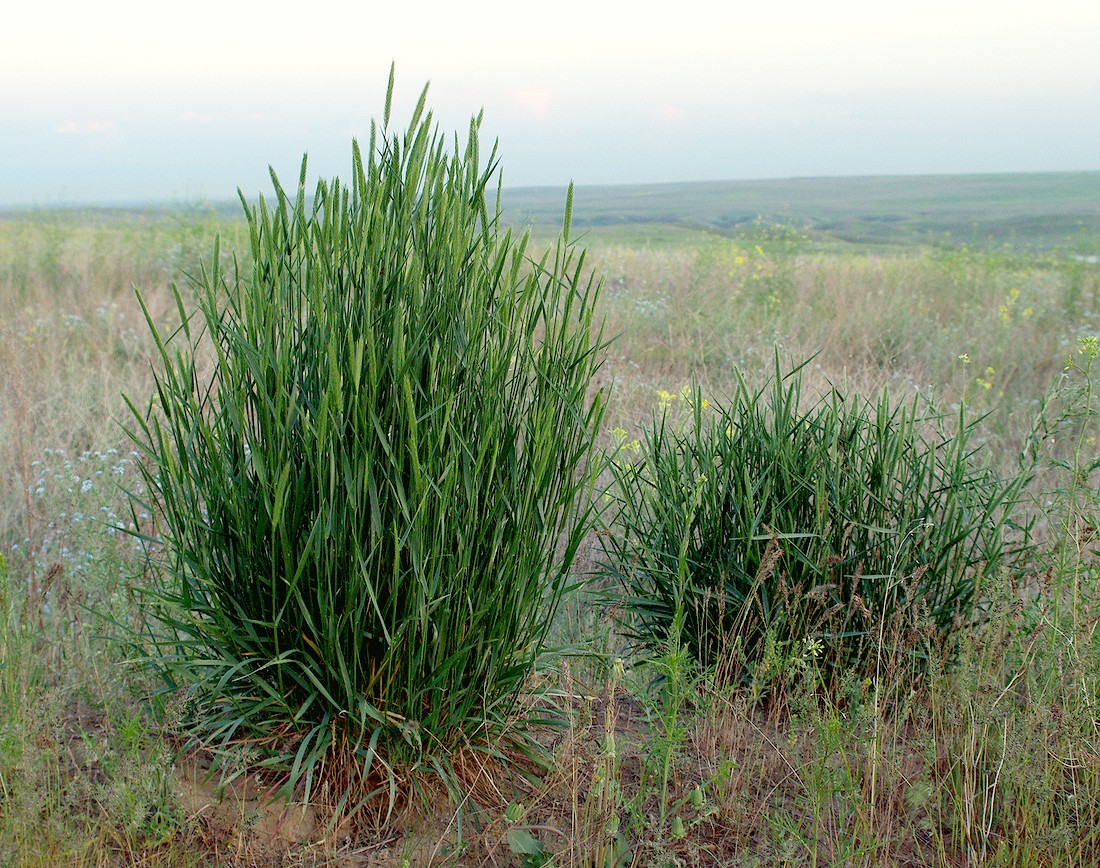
[2,108,1100,864]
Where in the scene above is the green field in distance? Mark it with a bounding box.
[5,171,1098,252]
[499,171,1100,251]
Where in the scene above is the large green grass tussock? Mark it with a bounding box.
[125,81,606,809]
[601,356,1034,685]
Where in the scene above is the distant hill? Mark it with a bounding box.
[499,172,1100,250]
[5,172,1098,252]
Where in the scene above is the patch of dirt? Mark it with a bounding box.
[175,754,318,864]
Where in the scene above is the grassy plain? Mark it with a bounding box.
[2,174,1100,865]
[504,170,1100,249]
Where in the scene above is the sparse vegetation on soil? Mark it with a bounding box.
[2,119,1100,865]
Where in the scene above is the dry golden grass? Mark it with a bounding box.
[2,211,1099,865]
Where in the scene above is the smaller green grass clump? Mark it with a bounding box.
[601,355,1031,687]
[125,78,606,813]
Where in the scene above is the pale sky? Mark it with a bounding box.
[3,0,1099,206]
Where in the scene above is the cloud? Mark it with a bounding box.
[509,87,554,121]
[654,104,689,124]
[178,110,213,125]
[54,119,117,135]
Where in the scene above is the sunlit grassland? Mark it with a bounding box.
[2,188,1100,865]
